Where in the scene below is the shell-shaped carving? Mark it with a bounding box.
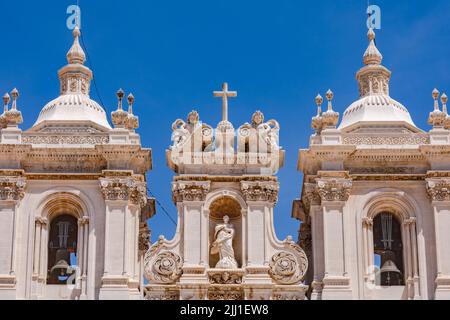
[144,250,183,284]
[269,246,308,285]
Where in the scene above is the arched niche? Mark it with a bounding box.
[208,196,243,269]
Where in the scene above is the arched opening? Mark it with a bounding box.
[47,214,78,285]
[209,196,242,269]
[373,212,404,286]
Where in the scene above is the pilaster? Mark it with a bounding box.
[0,174,26,299]
[426,177,450,299]
[316,172,353,299]
[98,171,147,300]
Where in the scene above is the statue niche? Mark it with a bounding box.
[209,197,242,269]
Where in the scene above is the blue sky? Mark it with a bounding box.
[1,0,449,242]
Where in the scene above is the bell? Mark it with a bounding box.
[380,260,401,275]
[50,249,72,276]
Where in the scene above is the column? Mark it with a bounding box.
[98,173,147,300]
[427,178,450,299]
[78,217,89,300]
[362,218,373,284]
[408,218,420,299]
[31,217,44,299]
[316,175,353,300]
[0,176,26,299]
[403,219,413,299]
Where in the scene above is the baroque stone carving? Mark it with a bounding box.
[208,288,244,300]
[99,177,147,207]
[240,181,279,203]
[172,181,210,202]
[298,221,312,259]
[22,135,109,145]
[427,179,450,201]
[316,178,352,202]
[139,221,151,253]
[208,270,243,284]
[269,240,308,285]
[343,135,430,146]
[144,250,183,285]
[0,177,26,201]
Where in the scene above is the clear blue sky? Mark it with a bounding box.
[1,0,449,241]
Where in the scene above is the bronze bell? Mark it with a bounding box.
[380,260,402,275]
[50,249,72,276]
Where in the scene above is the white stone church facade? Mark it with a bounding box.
[0,24,449,300]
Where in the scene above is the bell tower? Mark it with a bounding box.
[144,83,308,300]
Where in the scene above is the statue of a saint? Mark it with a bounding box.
[211,215,238,269]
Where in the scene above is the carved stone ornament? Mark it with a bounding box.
[269,241,308,285]
[316,178,352,202]
[139,221,151,252]
[0,177,26,201]
[99,177,147,207]
[241,181,279,203]
[208,288,244,300]
[208,270,243,284]
[172,181,210,203]
[427,179,450,201]
[144,250,183,285]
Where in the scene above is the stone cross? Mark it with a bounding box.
[213,83,237,122]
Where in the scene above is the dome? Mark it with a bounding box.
[29,27,112,132]
[337,28,421,133]
[33,94,112,130]
[338,94,418,131]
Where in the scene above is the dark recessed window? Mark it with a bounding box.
[373,212,404,286]
[47,215,78,285]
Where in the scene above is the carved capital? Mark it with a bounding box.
[362,217,373,227]
[240,180,279,203]
[99,177,147,207]
[301,183,321,210]
[78,216,90,226]
[427,179,450,202]
[403,217,417,227]
[172,181,210,203]
[0,176,26,201]
[316,178,352,202]
[35,216,48,226]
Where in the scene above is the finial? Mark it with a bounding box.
[125,93,139,131]
[315,94,323,115]
[3,93,10,113]
[363,28,383,65]
[367,28,376,41]
[322,89,339,128]
[11,88,19,110]
[111,88,129,128]
[67,25,86,64]
[312,94,324,134]
[127,93,135,114]
[442,93,448,114]
[117,89,125,110]
[429,88,446,128]
[326,89,334,111]
[433,88,440,111]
